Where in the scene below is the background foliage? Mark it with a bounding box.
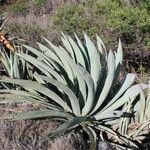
[1,0,149,74]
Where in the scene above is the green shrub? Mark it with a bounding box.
[9,0,29,15]
[107,6,150,44]
[145,38,150,49]
[53,3,99,36]
[53,0,150,50]
[35,0,46,7]
[93,0,120,15]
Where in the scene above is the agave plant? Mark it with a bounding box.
[0,45,27,78]
[118,81,150,147]
[0,33,148,149]
[0,14,16,52]
[0,14,29,80]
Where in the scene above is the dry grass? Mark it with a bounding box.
[0,94,116,150]
[0,103,87,150]
[0,119,87,150]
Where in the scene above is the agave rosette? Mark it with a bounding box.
[0,45,26,78]
[118,81,150,146]
[0,14,31,81]
[0,33,147,149]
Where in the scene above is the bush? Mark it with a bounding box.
[53,0,150,51]
[106,4,150,45]
[34,0,46,7]
[8,0,29,15]
[53,2,99,36]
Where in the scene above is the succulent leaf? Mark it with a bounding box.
[1,33,147,149]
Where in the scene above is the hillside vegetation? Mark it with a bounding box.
[0,0,150,73]
[0,1,150,150]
